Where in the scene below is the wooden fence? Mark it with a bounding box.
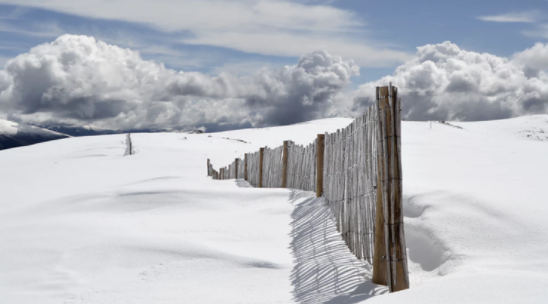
[207,85,409,293]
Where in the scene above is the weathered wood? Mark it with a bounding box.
[259,148,264,188]
[207,159,210,176]
[235,158,239,179]
[282,141,289,188]
[244,154,248,181]
[372,158,387,285]
[316,134,325,197]
[374,85,409,292]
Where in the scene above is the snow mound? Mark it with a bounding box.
[0,115,547,303]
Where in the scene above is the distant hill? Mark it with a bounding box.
[42,125,121,137]
[41,125,205,136]
[0,119,70,151]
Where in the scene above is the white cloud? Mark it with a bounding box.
[477,11,540,23]
[0,0,359,32]
[182,30,412,67]
[3,35,547,131]
[352,41,548,121]
[0,0,411,67]
[0,35,359,130]
[513,43,548,72]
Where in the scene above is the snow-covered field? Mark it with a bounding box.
[1,115,547,303]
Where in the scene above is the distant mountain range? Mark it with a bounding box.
[0,119,71,150]
[0,120,205,151]
[40,125,204,137]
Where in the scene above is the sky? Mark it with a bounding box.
[0,0,547,131]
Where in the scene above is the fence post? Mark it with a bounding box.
[373,161,387,285]
[259,148,264,188]
[374,84,409,292]
[235,158,239,179]
[282,141,289,188]
[221,168,224,180]
[207,159,210,176]
[244,154,248,181]
[316,134,325,197]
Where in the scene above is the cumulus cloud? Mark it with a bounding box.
[512,43,548,76]
[353,41,548,121]
[2,35,547,131]
[0,35,358,130]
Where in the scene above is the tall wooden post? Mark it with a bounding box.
[259,148,264,188]
[221,168,224,180]
[374,84,409,292]
[235,158,239,179]
[316,135,325,198]
[244,154,248,181]
[207,159,210,176]
[282,141,289,188]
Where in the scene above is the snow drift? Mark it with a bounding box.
[0,115,547,303]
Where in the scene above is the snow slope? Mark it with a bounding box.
[1,115,547,303]
[0,119,70,150]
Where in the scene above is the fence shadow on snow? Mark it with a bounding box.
[216,85,410,293]
[232,180,387,303]
[288,189,387,303]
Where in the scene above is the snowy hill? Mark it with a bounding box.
[0,115,547,303]
[0,119,70,150]
[41,125,206,137]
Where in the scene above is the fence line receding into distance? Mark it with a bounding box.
[206,84,409,293]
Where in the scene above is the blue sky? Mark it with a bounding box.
[1,0,546,86]
[1,0,548,130]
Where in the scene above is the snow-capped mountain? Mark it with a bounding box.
[0,119,70,150]
[41,125,206,137]
[1,115,548,303]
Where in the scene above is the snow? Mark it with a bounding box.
[0,119,19,135]
[1,115,547,303]
[0,119,67,138]
[0,119,70,150]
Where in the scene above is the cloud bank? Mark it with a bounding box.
[0,35,358,130]
[353,41,548,121]
[1,35,548,132]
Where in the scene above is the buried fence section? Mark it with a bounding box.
[206,85,408,292]
[237,157,245,179]
[124,133,133,156]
